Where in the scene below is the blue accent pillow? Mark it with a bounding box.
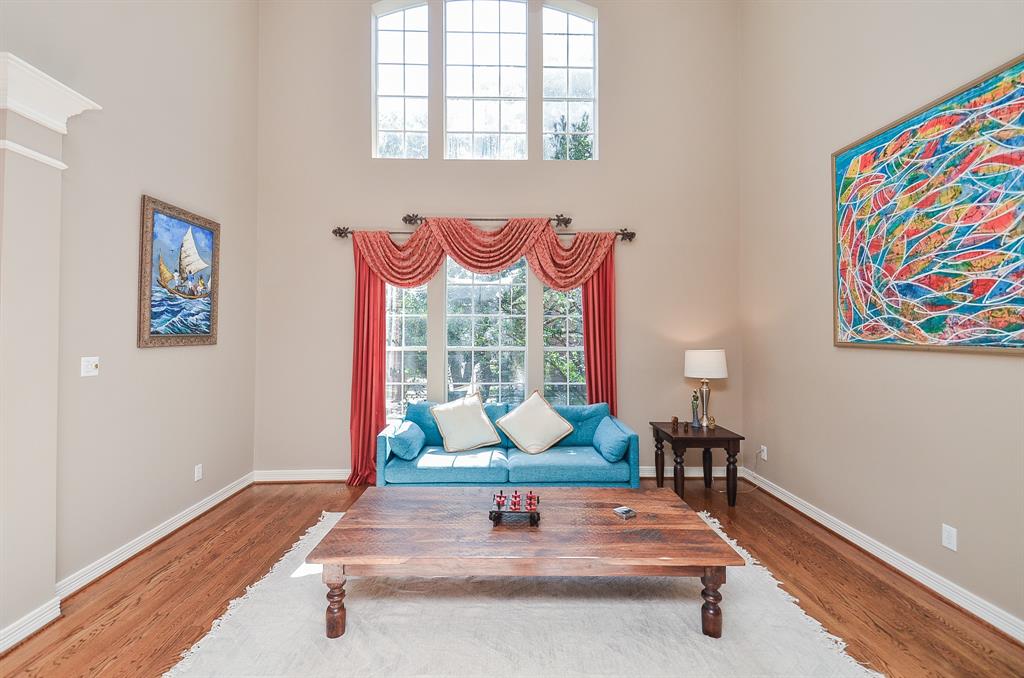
[389,420,426,460]
[593,416,629,463]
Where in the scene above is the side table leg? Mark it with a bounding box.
[702,447,712,488]
[726,443,738,507]
[700,567,725,638]
[673,444,684,499]
[654,437,665,488]
[324,565,347,638]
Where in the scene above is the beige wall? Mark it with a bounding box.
[737,1,1024,617]
[0,110,64,628]
[254,0,744,473]
[0,0,259,582]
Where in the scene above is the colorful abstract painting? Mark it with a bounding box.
[833,55,1024,353]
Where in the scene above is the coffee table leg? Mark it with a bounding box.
[700,567,725,638]
[654,437,665,488]
[324,565,346,638]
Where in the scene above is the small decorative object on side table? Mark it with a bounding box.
[489,490,540,526]
[649,422,744,506]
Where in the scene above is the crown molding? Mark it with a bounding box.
[0,52,101,135]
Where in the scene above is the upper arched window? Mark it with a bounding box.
[373,2,430,158]
[542,3,596,160]
[372,0,597,161]
[444,0,528,159]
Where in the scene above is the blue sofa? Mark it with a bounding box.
[376,402,640,487]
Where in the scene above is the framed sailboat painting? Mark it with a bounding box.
[138,196,220,347]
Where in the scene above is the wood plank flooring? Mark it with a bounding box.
[1,479,1021,677]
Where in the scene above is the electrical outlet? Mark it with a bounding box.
[194,464,203,482]
[80,357,100,377]
[942,523,957,552]
[759,445,768,461]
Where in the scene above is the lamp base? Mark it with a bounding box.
[699,379,711,428]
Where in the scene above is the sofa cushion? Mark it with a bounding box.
[507,446,630,483]
[405,402,443,447]
[593,416,630,463]
[384,446,509,484]
[405,401,511,448]
[431,394,501,452]
[553,403,610,447]
[387,420,426,460]
[498,391,573,453]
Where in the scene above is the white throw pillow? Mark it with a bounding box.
[430,394,501,452]
[496,391,573,454]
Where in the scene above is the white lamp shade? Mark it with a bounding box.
[684,349,728,379]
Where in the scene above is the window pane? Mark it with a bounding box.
[405,316,427,345]
[500,33,526,66]
[378,31,404,63]
[448,317,472,346]
[569,68,594,98]
[543,133,567,160]
[446,0,528,159]
[543,68,567,97]
[446,1,472,31]
[568,35,593,67]
[375,5,429,159]
[568,14,593,34]
[543,34,567,66]
[405,31,429,64]
[542,6,567,33]
[543,286,585,401]
[543,100,567,133]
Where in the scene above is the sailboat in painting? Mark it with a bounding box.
[157,226,212,300]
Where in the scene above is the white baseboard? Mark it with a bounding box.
[55,472,255,600]
[739,467,1024,643]
[253,469,350,482]
[640,465,727,479]
[0,596,60,654]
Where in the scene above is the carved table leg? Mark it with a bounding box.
[702,447,712,488]
[673,444,684,499]
[654,437,665,487]
[324,565,346,638]
[700,566,725,638]
[726,442,738,507]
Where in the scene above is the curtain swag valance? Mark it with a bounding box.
[352,217,617,291]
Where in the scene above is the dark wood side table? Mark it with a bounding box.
[649,422,744,506]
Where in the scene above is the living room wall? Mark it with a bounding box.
[254,0,745,473]
[736,0,1024,619]
[0,0,259,589]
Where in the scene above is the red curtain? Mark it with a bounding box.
[348,238,386,486]
[583,247,617,416]
[348,218,618,485]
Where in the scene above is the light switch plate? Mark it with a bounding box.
[80,357,99,377]
[194,464,203,482]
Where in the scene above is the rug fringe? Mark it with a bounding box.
[165,510,339,677]
[697,511,882,677]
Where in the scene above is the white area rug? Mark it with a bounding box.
[167,512,881,677]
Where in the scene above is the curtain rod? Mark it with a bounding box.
[331,214,637,242]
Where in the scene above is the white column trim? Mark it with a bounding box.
[0,52,101,134]
[0,139,68,170]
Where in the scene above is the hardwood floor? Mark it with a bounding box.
[1,479,1021,677]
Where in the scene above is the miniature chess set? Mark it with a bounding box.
[489,490,540,526]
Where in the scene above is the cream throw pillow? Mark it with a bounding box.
[430,394,501,452]
[496,391,573,454]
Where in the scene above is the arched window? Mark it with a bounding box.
[373,2,429,158]
[444,0,528,159]
[542,2,596,160]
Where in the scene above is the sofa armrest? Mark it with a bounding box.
[609,416,641,488]
[375,422,402,487]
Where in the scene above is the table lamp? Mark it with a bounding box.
[684,349,728,429]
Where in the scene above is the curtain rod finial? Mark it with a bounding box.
[402,213,424,225]
[332,226,352,238]
[554,214,572,228]
[617,228,636,242]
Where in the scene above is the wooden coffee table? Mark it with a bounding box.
[306,487,744,639]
